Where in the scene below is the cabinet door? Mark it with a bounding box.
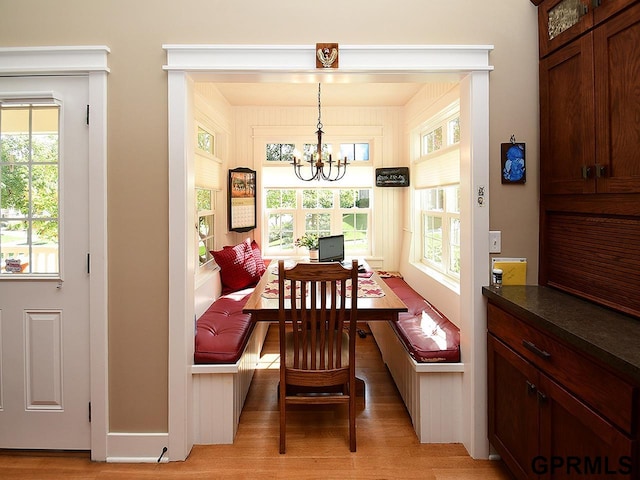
[539,0,592,57]
[488,335,540,480]
[537,374,635,480]
[593,0,639,26]
[540,34,596,194]
[594,1,640,193]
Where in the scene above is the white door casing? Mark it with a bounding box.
[0,46,109,459]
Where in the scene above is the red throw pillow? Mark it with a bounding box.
[212,239,260,292]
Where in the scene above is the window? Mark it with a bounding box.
[266,143,295,162]
[1,104,60,275]
[414,101,461,284]
[197,127,214,155]
[420,186,460,278]
[340,143,370,162]
[196,188,215,267]
[265,188,372,256]
[265,141,370,164]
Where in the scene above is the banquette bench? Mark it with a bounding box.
[191,239,270,444]
[368,274,465,443]
[191,240,463,445]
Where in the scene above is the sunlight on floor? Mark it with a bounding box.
[256,352,280,370]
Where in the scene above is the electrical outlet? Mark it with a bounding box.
[489,231,501,253]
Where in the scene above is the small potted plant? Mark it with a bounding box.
[295,232,319,260]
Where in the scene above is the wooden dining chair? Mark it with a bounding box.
[277,259,359,454]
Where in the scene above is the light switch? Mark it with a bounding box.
[489,231,501,253]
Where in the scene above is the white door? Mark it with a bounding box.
[0,76,90,449]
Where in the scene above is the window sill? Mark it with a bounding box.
[409,261,460,296]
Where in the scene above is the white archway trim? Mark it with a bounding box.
[163,44,494,73]
[0,45,110,461]
[164,44,493,461]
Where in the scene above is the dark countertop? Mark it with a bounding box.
[482,285,640,385]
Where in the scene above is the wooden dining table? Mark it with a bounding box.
[242,260,408,402]
[242,260,408,322]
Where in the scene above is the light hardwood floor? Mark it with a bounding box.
[0,325,513,479]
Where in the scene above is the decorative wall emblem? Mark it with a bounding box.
[316,43,339,68]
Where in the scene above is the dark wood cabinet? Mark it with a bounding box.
[487,302,637,480]
[540,1,640,195]
[538,0,636,57]
[536,0,640,316]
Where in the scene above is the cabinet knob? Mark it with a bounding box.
[581,165,592,179]
[526,380,537,395]
[537,390,548,404]
[596,164,607,178]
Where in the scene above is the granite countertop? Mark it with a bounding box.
[482,285,640,385]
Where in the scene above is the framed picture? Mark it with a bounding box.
[228,167,257,232]
[501,142,526,184]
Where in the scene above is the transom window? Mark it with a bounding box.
[266,142,370,163]
[1,104,60,275]
[265,188,371,255]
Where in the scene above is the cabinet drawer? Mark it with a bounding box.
[488,303,636,434]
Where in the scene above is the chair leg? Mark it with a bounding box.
[279,401,286,454]
[349,392,356,452]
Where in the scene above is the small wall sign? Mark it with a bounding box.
[501,137,526,184]
[375,167,410,187]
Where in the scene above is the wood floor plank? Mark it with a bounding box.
[0,324,512,479]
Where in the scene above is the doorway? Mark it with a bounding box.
[165,44,492,461]
[0,46,109,459]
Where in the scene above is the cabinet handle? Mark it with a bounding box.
[537,390,548,404]
[522,340,552,360]
[592,0,602,7]
[596,164,606,178]
[526,380,537,395]
[581,165,592,179]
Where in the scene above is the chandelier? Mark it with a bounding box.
[291,83,349,181]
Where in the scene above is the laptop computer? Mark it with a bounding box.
[318,234,345,263]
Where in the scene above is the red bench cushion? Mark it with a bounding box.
[194,289,255,364]
[383,277,461,363]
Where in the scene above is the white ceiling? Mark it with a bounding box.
[208,82,428,107]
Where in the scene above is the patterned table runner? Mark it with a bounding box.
[261,276,385,299]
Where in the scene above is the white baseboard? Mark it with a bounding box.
[106,432,169,463]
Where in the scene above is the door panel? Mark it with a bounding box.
[0,76,90,449]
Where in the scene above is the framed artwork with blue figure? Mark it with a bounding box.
[501,140,526,184]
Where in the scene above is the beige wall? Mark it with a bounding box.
[0,0,540,433]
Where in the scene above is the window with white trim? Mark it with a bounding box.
[1,104,60,275]
[414,101,461,283]
[194,123,221,270]
[264,188,372,256]
[420,185,460,278]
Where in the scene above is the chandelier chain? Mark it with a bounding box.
[317,83,323,131]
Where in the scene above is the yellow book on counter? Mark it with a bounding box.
[492,258,527,285]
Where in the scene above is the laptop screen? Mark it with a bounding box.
[318,234,345,262]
